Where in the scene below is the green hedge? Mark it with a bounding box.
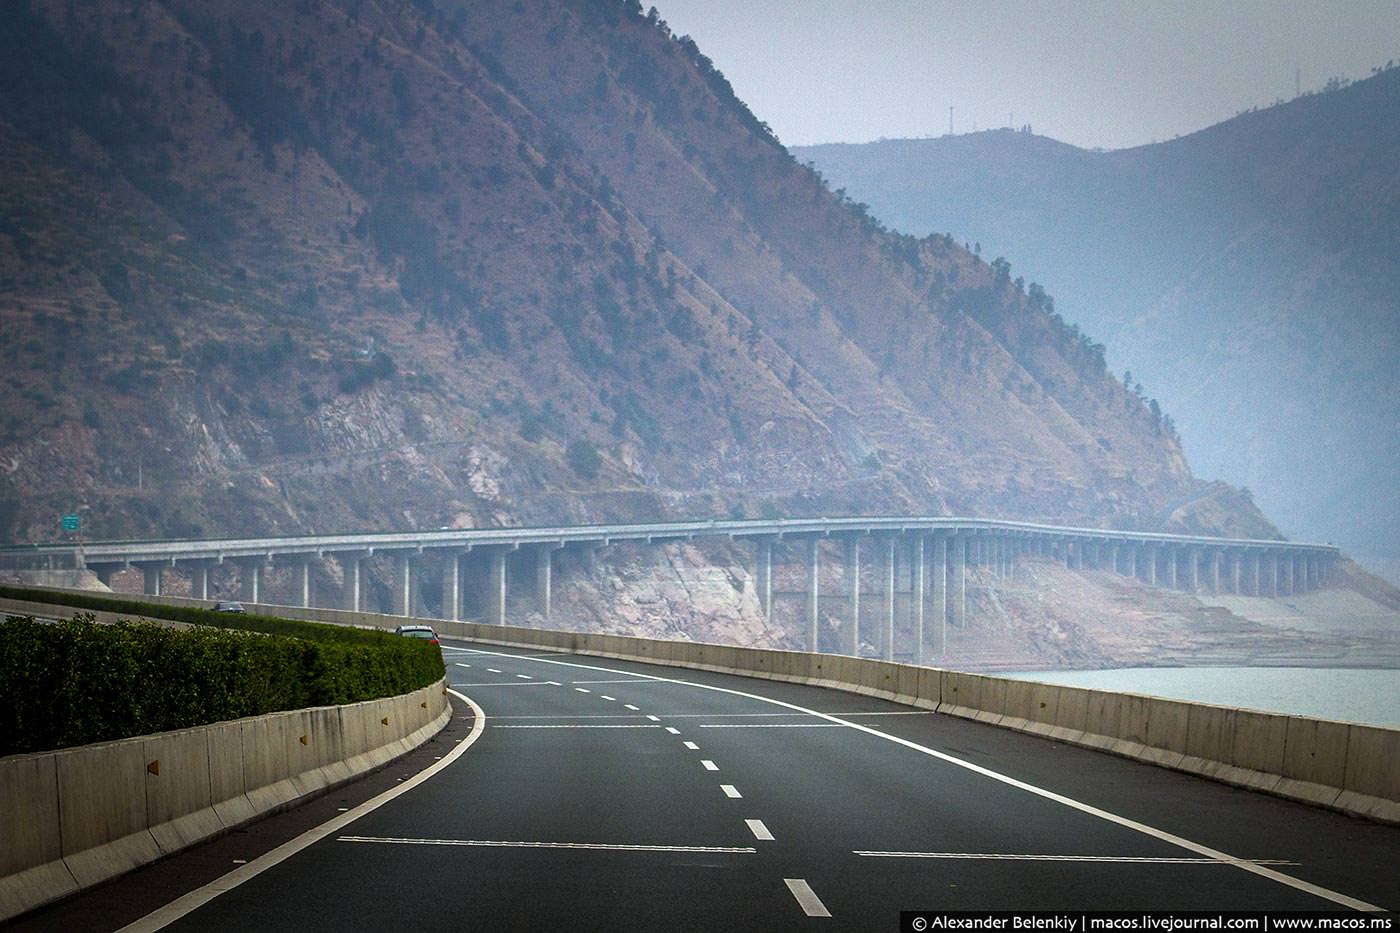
[0,588,445,756]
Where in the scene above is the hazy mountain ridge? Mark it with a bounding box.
[0,0,1261,547]
[794,68,1400,568]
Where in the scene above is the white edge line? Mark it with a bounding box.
[455,646,1384,912]
[118,690,487,933]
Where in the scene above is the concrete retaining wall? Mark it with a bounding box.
[0,678,448,921]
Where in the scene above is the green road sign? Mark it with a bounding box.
[61,514,80,532]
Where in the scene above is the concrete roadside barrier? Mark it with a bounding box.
[0,679,448,923]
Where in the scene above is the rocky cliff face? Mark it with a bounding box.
[0,0,1264,557]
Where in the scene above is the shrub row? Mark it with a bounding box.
[0,587,444,756]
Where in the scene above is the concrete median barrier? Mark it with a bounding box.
[0,677,448,923]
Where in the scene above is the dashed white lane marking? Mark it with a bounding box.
[337,836,756,854]
[486,668,501,673]
[784,878,831,918]
[515,674,533,679]
[701,760,719,771]
[854,852,1300,865]
[665,727,681,734]
[118,692,488,933]
[600,696,617,702]
[646,715,660,722]
[492,724,664,730]
[745,819,774,841]
[453,662,472,668]
[575,687,591,693]
[721,785,742,798]
[455,646,1382,912]
[683,741,699,750]
[699,723,842,728]
[624,704,641,711]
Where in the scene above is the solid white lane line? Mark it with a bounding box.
[745,819,774,841]
[624,704,641,711]
[571,679,654,685]
[455,647,1383,912]
[337,836,756,853]
[119,691,487,933]
[600,696,616,702]
[665,727,681,734]
[721,784,742,798]
[853,851,1300,865]
[683,741,699,750]
[646,715,660,722]
[701,760,719,771]
[784,878,831,918]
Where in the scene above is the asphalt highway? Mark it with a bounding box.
[34,640,1400,930]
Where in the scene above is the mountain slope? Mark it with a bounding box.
[0,0,1257,548]
[794,69,1400,569]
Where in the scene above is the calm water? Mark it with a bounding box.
[1002,667,1400,728]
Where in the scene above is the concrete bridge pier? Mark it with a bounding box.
[805,538,820,653]
[336,551,368,612]
[880,536,896,661]
[754,538,773,623]
[1123,545,1136,579]
[931,536,948,655]
[1186,548,1200,592]
[186,560,214,601]
[138,561,166,596]
[296,558,313,608]
[843,536,862,655]
[536,543,563,620]
[1247,552,1262,596]
[910,535,926,665]
[488,546,512,626]
[237,558,265,604]
[1281,555,1294,596]
[1143,546,1158,586]
[441,550,469,622]
[950,535,967,630]
[390,551,417,617]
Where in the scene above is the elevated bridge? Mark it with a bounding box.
[2,517,1338,664]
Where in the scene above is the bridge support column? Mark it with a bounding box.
[1248,552,1261,596]
[755,539,773,623]
[1281,554,1294,596]
[806,538,820,652]
[1144,547,1157,586]
[1165,548,1178,590]
[1229,552,1241,594]
[1265,553,1279,597]
[843,536,861,656]
[488,547,508,626]
[536,544,562,620]
[297,559,312,608]
[931,537,948,656]
[140,563,163,596]
[190,561,211,601]
[881,536,896,661]
[950,536,967,630]
[238,560,262,605]
[392,552,415,617]
[1186,548,1199,592]
[338,553,364,612]
[911,535,925,665]
[1208,549,1220,594]
[442,551,464,622]
[1124,546,1136,579]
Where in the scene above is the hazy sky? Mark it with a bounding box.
[653,1,1400,150]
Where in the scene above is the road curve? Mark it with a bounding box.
[62,642,1400,929]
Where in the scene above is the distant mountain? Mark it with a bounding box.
[795,69,1400,573]
[0,0,1260,548]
